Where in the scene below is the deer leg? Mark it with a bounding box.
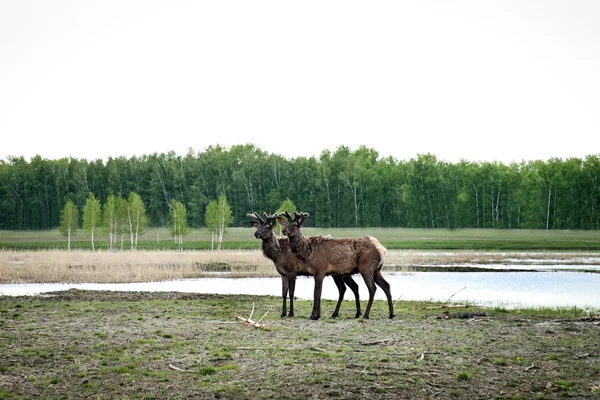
[280,275,289,318]
[361,272,377,319]
[331,276,346,318]
[374,269,394,319]
[311,274,325,320]
[343,275,362,318]
[287,275,297,318]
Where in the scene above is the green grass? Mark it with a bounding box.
[1,290,599,399]
[3,227,600,250]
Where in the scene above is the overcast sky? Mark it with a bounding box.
[2,1,599,164]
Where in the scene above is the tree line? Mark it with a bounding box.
[58,192,234,251]
[2,144,600,230]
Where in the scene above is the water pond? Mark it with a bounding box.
[1,266,599,310]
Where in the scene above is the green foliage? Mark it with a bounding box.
[127,192,148,250]
[205,194,233,250]
[83,193,102,250]
[103,194,119,251]
[2,147,600,231]
[169,200,190,251]
[59,200,78,250]
[275,198,296,233]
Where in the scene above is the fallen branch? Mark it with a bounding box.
[360,338,394,346]
[235,302,271,329]
[425,304,480,309]
[415,298,434,310]
[423,287,473,309]
[444,286,466,304]
[436,311,487,320]
[169,364,191,372]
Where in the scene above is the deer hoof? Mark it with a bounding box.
[389,314,395,319]
[287,313,294,318]
[354,313,362,319]
[330,313,339,318]
[310,315,320,321]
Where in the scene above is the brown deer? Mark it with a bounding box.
[277,211,394,320]
[248,212,362,318]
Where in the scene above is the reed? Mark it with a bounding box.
[0,250,275,283]
[1,249,599,284]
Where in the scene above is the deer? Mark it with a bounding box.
[277,211,394,320]
[248,212,362,318]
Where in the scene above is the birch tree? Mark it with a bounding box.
[205,194,233,250]
[103,194,119,251]
[127,192,148,250]
[276,198,296,235]
[169,199,190,251]
[82,193,102,250]
[59,200,78,251]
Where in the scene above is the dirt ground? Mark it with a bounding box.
[1,290,599,399]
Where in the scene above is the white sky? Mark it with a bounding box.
[1,1,599,164]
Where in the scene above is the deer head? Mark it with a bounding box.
[277,211,309,237]
[248,212,278,240]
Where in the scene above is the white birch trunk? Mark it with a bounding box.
[128,206,134,250]
[546,186,552,232]
[91,224,95,251]
[134,211,139,249]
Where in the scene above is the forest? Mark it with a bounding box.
[1,144,600,231]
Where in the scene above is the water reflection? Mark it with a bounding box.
[1,270,599,309]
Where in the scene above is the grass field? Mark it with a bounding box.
[2,227,600,251]
[1,290,599,399]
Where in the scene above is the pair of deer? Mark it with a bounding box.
[249,211,394,320]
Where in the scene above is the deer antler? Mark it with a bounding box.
[264,212,278,226]
[297,212,309,226]
[247,212,265,224]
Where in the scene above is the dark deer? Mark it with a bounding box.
[248,212,362,318]
[278,211,394,320]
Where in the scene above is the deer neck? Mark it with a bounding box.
[261,233,282,261]
[288,231,310,261]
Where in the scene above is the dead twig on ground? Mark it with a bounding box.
[426,304,480,309]
[445,286,466,304]
[235,302,271,329]
[168,364,196,372]
[437,311,487,320]
[360,338,394,346]
[393,294,403,309]
[524,363,536,372]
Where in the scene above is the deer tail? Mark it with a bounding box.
[368,236,387,257]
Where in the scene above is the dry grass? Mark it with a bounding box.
[2,249,599,284]
[0,250,276,283]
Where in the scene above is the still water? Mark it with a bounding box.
[1,269,599,309]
